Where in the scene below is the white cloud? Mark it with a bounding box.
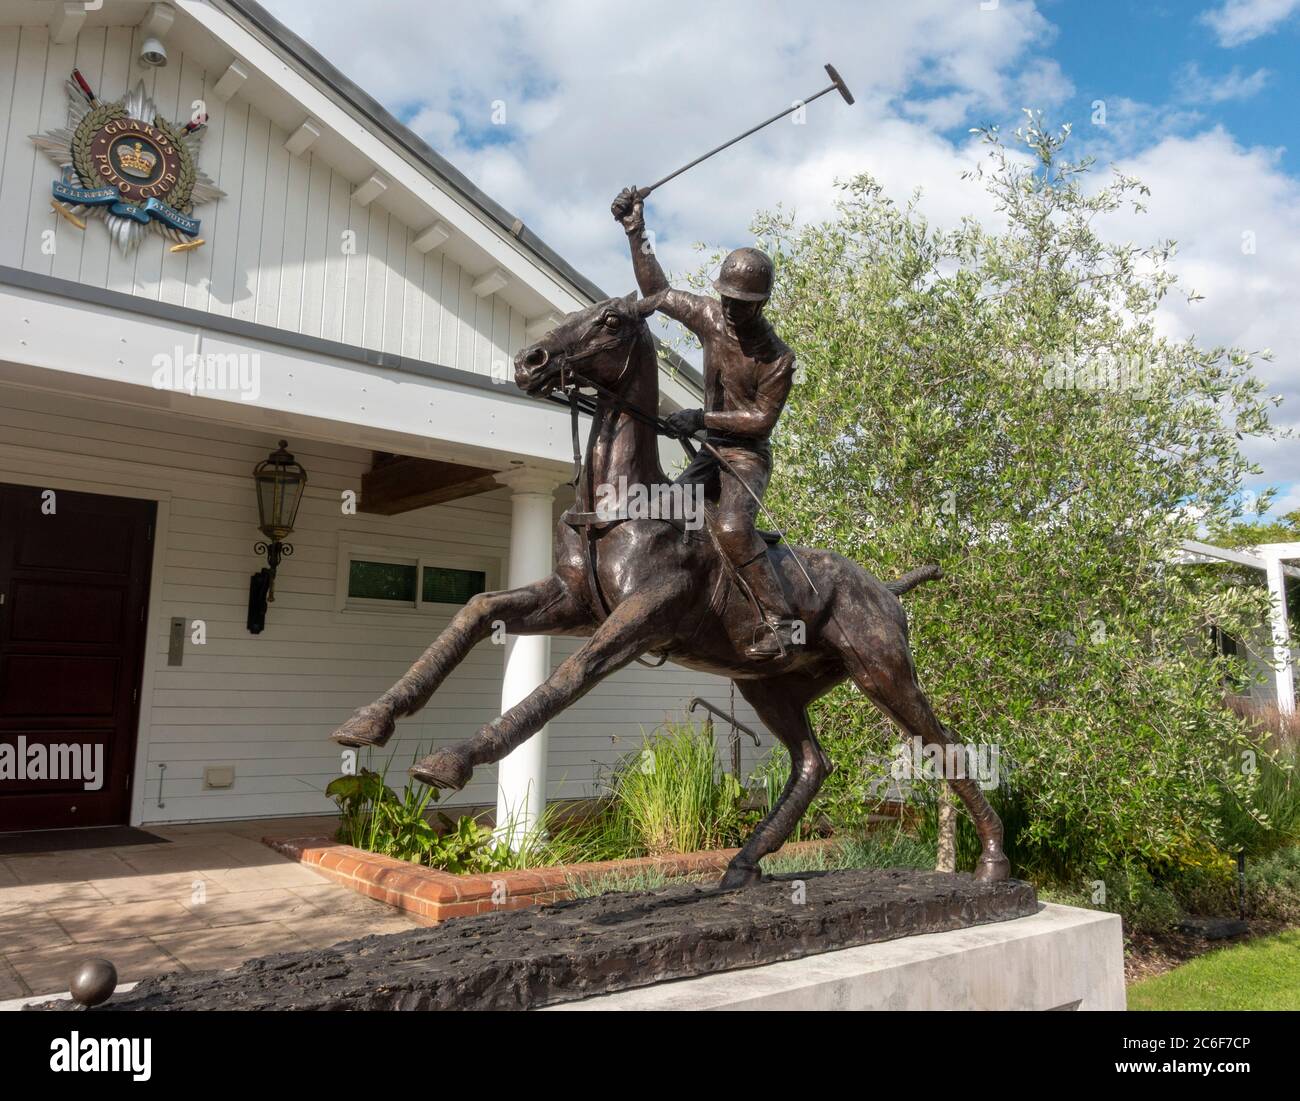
[1110,129,1300,503]
[1268,483,1300,516]
[1176,61,1271,103]
[259,0,1056,290]
[1015,58,1076,109]
[1079,97,1206,159]
[1200,0,1300,47]
[258,0,1298,517]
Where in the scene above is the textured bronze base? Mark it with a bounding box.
[38,868,1037,1012]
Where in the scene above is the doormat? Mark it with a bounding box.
[0,827,170,856]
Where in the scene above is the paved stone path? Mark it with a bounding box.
[0,816,421,999]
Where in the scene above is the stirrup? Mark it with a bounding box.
[745,619,793,660]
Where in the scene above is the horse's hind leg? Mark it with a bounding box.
[827,605,1008,881]
[720,674,836,890]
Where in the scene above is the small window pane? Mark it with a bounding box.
[348,559,417,602]
[422,566,486,605]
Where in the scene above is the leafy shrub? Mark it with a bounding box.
[1040,866,1184,935]
[1215,739,1300,860]
[327,765,515,873]
[1244,845,1300,922]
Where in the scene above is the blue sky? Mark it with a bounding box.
[263,0,1299,525]
[1042,1,1299,167]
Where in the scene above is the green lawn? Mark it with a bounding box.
[1128,930,1300,1010]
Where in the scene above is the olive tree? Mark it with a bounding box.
[682,117,1283,879]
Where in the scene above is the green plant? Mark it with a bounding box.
[598,721,755,856]
[564,867,700,898]
[672,114,1282,882]
[832,827,936,871]
[757,826,935,875]
[327,765,439,862]
[1244,845,1300,922]
[1038,866,1183,935]
[326,761,517,873]
[1215,739,1300,860]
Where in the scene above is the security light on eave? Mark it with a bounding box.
[139,3,176,41]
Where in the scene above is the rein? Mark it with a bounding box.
[543,327,697,487]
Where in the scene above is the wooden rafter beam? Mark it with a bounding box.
[359,453,500,515]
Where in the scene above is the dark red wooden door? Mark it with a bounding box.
[0,483,154,831]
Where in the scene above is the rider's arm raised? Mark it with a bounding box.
[613,187,713,333]
[703,351,797,440]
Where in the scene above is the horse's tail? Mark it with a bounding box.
[886,563,943,596]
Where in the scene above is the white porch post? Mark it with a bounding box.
[1262,550,1296,715]
[494,467,564,846]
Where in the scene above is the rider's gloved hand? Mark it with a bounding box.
[611,186,645,234]
[665,408,705,438]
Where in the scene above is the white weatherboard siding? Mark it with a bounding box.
[0,23,526,381]
[0,383,766,825]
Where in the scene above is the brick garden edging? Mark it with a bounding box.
[264,835,838,923]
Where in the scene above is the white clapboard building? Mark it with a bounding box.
[0,0,765,833]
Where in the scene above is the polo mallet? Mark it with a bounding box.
[635,63,855,200]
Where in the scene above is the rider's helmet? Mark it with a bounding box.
[713,247,775,302]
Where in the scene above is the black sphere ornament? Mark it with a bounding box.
[69,958,118,1008]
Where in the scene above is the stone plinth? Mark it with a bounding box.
[548,902,1124,1011]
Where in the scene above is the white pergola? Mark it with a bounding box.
[1178,540,1300,714]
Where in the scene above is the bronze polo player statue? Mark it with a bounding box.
[330,291,1008,889]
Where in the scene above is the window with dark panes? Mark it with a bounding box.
[422,566,486,605]
[347,559,417,602]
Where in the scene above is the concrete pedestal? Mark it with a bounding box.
[546,903,1124,1011]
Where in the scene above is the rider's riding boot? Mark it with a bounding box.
[737,553,800,660]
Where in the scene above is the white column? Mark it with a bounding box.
[494,467,565,846]
[1263,551,1296,715]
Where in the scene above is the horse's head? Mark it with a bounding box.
[514,291,658,400]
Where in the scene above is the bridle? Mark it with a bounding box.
[537,321,689,487]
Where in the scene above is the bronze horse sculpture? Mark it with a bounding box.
[331,291,1008,889]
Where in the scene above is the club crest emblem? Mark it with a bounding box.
[30,71,225,254]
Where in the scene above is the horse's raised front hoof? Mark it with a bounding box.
[717,862,763,891]
[331,704,396,748]
[974,851,1011,883]
[410,747,473,791]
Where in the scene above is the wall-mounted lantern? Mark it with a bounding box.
[247,440,307,634]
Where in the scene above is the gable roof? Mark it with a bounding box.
[223,0,604,307]
[220,0,704,394]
